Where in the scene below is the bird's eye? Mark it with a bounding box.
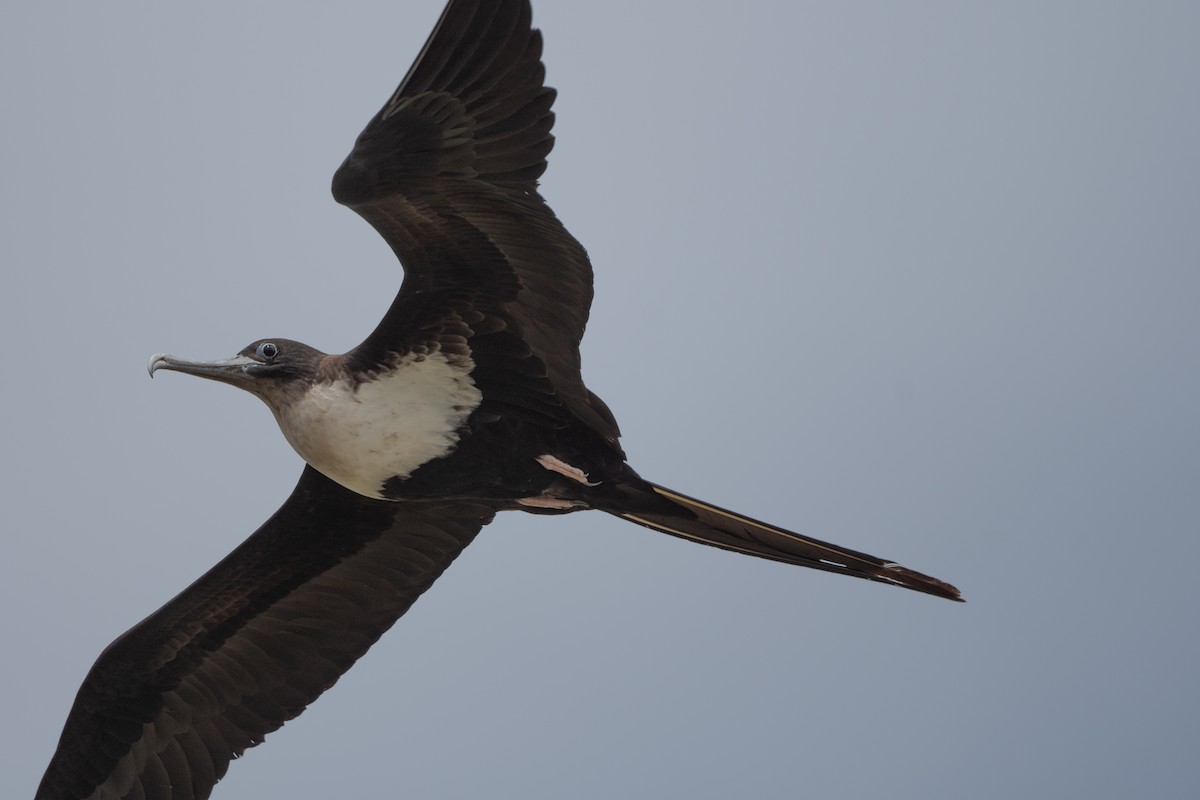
[256,342,279,361]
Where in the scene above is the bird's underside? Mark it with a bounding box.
[36,1,961,798]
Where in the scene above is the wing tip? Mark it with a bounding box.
[334,0,555,205]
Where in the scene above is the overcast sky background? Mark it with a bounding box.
[3,2,1198,798]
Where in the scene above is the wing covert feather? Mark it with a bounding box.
[332,0,618,445]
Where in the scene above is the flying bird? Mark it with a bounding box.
[37,1,961,798]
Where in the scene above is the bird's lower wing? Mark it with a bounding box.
[611,483,962,602]
[37,466,501,800]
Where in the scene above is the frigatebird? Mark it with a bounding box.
[36,1,961,797]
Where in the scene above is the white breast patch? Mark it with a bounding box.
[273,352,482,499]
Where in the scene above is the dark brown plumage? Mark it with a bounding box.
[38,468,497,799]
[37,2,960,798]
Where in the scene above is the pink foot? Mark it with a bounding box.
[536,454,600,486]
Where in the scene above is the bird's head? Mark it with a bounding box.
[148,339,328,409]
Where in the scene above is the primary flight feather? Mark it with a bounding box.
[37,2,960,798]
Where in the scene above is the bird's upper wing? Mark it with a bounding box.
[332,0,619,445]
[37,467,500,800]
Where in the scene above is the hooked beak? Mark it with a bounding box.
[148,353,260,387]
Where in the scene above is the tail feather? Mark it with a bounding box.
[609,483,962,602]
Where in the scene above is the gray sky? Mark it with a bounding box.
[3,1,1198,798]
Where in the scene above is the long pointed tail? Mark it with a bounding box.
[605,482,962,602]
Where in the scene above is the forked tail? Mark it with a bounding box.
[605,482,962,602]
